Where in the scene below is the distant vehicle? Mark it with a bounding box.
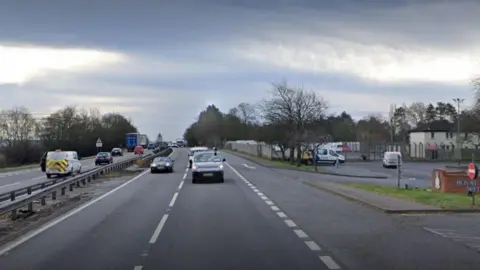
[111,148,123,156]
[191,151,226,183]
[126,133,141,152]
[188,146,209,168]
[134,145,144,155]
[382,151,402,168]
[150,157,174,173]
[45,150,82,178]
[316,148,345,164]
[176,139,186,147]
[147,143,157,150]
[95,152,113,165]
[140,134,148,148]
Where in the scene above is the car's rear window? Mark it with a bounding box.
[97,152,108,156]
[47,152,67,160]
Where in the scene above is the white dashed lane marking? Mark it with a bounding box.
[225,162,343,269]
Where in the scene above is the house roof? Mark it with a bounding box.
[409,120,454,133]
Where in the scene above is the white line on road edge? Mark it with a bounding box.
[242,164,256,169]
[178,181,184,190]
[169,192,179,207]
[305,241,321,251]
[294,229,308,238]
[284,220,297,227]
[0,182,20,189]
[0,169,151,256]
[319,256,341,269]
[225,162,342,269]
[149,214,169,244]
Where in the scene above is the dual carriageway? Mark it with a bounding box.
[0,148,479,269]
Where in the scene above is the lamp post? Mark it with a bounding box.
[453,98,465,164]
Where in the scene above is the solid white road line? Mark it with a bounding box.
[149,214,169,244]
[183,173,187,180]
[0,182,20,189]
[178,181,184,190]
[319,256,341,269]
[169,192,179,207]
[0,169,150,256]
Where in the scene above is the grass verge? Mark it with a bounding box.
[0,163,38,173]
[342,183,480,209]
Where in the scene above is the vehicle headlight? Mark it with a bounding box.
[192,164,197,170]
[166,163,170,166]
[218,164,223,169]
[151,163,156,167]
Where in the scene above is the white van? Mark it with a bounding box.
[382,151,402,168]
[45,150,82,178]
[316,148,345,164]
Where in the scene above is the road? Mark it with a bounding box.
[0,149,479,269]
[0,152,135,193]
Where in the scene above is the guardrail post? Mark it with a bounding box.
[52,191,57,200]
[10,192,15,201]
[81,178,86,186]
[61,187,66,196]
[27,187,32,195]
[11,210,17,221]
[28,202,33,212]
[41,196,46,205]
[87,176,91,182]
[76,181,80,188]
[69,183,74,192]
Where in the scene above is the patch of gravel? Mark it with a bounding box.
[0,169,141,247]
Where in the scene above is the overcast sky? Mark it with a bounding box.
[1,0,479,141]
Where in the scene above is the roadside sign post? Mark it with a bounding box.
[396,155,401,188]
[467,163,478,205]
[96,138,103,153]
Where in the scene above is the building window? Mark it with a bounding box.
[431,132,435,139]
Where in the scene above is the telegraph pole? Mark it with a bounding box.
[453,98,465,164]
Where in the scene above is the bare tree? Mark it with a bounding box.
[0,107,38,164]
[236,102,257,124]
[405,102,427,126]
[261,81,328,166]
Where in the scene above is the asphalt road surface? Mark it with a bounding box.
[0,152,135,193]
[1,148,480,269]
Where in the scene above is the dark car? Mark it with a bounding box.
[95,152,113,165]
[150,157,174,173]
[111,148,123,156]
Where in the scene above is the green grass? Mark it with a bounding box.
[0,163,38,173]
[343,183,480,209]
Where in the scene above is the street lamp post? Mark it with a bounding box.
[453,98,465,164]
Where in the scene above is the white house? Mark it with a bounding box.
[409,119,479,158]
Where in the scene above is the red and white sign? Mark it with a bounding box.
[468,163,477,180]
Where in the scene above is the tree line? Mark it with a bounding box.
[0,106,138,167]
[183,81,480,162]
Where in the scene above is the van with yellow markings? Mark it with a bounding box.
[45,150,82,178]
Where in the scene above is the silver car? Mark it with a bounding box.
[150,157,174,173]
[191,151,225,183]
